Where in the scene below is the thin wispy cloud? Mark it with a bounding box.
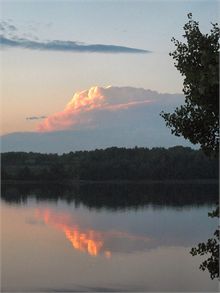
[0,20,150,53]
[26,116,47,121]
[0,35,150,54]
[0,20,17,32]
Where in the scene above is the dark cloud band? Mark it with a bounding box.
[26,116,47,120]
[0,35,150,54]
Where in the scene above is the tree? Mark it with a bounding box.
[161,13,219,280]
[190,206,219,279]
[161,13,219,157]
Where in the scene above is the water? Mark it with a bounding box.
[1,182,219,292]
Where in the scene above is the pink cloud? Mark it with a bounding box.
[37,86,153,132]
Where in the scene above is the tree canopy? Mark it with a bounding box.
[161,13,219,156]
[164,14,220,280]
[1,147,218,181]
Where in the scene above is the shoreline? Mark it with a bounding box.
[1,179,219,185]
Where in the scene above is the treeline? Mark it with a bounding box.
[1,146,219,181]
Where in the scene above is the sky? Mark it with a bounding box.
[0,0,219,152]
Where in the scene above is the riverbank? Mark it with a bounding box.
[2,178,219,185]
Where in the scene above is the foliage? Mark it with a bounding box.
[190,206,219,279]
[161,14,219,156]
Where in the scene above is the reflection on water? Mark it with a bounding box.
[35,208,151,258]
[1,181,218,209]
[36,208,109,257]
[1,182,219,292]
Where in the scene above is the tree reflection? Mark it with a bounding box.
[190,205,219,279]
[1,182,218,210]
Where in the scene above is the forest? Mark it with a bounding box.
[1,146,218,181]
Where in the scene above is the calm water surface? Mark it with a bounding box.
[1,183,219,292]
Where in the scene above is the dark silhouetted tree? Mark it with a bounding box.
[190,206,219,279]
[161,13,219,157]
[161,13,219,279]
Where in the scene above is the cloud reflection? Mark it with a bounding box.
[35,208,151,258]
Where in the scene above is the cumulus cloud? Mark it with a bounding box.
[37,86,182,132]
